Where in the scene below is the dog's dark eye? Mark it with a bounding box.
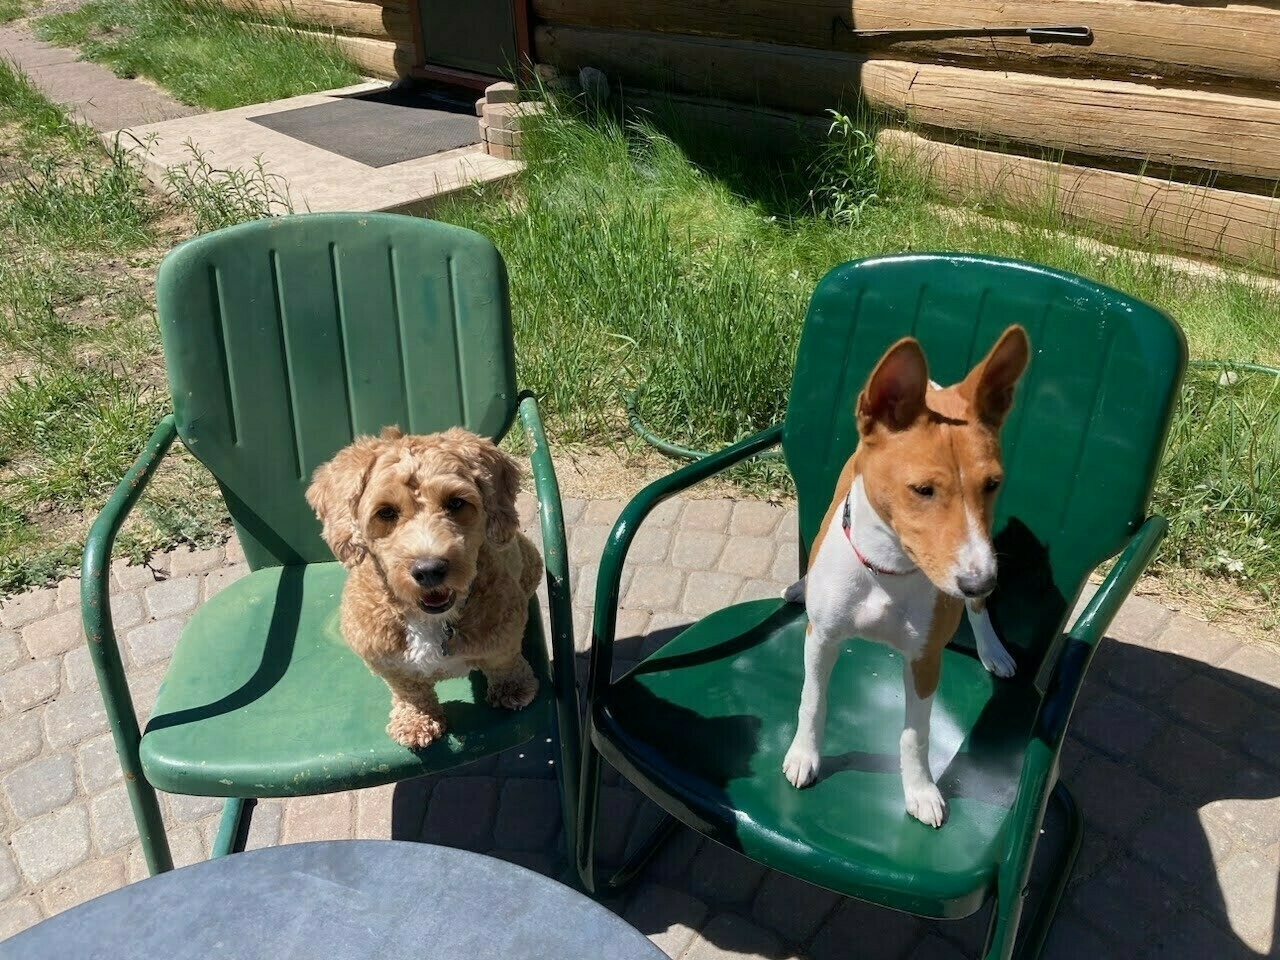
[909,483,935,499]
[983,476,1003,493]
[445,497,466,513]
[375,505,398,522]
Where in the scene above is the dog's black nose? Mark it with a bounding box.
[957,572,997,599]
[410,558,449,587]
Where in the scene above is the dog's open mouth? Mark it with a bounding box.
[417,588,455,614]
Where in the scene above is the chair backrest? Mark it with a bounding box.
[783,254,1186,663]
[155,213,517,570]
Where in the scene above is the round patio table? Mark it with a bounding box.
[0,840,665,960]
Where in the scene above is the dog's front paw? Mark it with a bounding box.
[978,640,1017,678]
[387,706,446,749]
[905,782,947,828]
[487,674,537,711]
[782,742,821,788]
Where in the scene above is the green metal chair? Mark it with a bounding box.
[577,254,1186,958]
[80,213,580,874]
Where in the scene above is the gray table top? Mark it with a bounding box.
[0,840,665,960]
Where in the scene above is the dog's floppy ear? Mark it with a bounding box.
[305,435,384,566]
[961,325,1030,427]
[469,436,521,545]
[857,337,929,435]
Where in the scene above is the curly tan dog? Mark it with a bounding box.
[306,426,543,749]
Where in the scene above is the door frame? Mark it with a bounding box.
[407,0,531,90]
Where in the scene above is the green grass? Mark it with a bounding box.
[434,101,1280,622]
[0,61,273,593]
[0,0,25,23]
[36,0,362,110]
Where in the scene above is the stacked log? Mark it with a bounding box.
[227,0,412,78]
[531,0,1280,267]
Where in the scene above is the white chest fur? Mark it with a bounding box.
[804,476,938,660]
[402,615,469,678]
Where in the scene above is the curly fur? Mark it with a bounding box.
[306,426,542,749]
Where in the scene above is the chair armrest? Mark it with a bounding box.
[586,423,784,703]
[80,415,178,739]
[1039,514,1168,746]
[517,394,576,677]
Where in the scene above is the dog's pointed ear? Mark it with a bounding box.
[468,436,521,546]
[306,436,383,566]
[961,325,1030,427]
[857,337,929,435]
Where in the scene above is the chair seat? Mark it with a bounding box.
[594,599,1042,919]
[139,563,553,798]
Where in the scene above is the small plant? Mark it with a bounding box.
[161,140,293,230]
[808,109,880,225]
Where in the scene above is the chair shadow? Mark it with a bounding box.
[381,607,1277,959]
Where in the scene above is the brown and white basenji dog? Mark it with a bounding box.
[782,325,1030,827]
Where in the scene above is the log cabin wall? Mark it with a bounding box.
[529,0,1280,268]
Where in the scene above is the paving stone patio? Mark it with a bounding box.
[0,494,1277,958]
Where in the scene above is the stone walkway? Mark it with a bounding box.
[0,494,1277,958]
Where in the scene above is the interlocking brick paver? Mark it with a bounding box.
[683,500,732,530]
[38,856,124,915]
[0,491,1278,959]
[60,645,97,694]
[1166,673,1255,737]
[683,912,784,960]
[203,562,248,600]
[75,733,121,794]
[55,579,79,610]
[164,792,224,824]
[751,870,840,943]
[245,799,284,850]
[21,608,83,659]
[626,566,685,612]
[0,712,43,768]
[0,898,43,940]
[583,499,624,526]
[1070,856,1179,947]
[90,785,139,854]
[42,689,108,749]
[689,841,768,908]
[672,531,727,570]
[493,778,561,851]
[808,896,924,960]
[144,578,200,620]
[624,882,709,959]
[1155,614,1240,665]
[281,792,354,843]
[0,630,21,673]
[11,806,91,884]
[420,777,497,850]
[0,588,56,630]
[168,545,224,577]
[125,617,184,666]
[682,571,743,617]
[1104,595,1171,647]
[1215,851,1276,954]
[0,658,58,714]
[729,501,781,537]
[3,754,76,820]
[717,536,776,579]
[0,848,20,901]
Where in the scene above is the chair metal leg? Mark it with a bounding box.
[211,798,251,858]
[1012,781,1083,960]
[575,727,679,895]
[985,780,1083,960]
[130,777,175,876]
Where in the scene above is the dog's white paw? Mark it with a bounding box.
[978,639,1016,678]
[905,782,948,828]
[782,742,821,788]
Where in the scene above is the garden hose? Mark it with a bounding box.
[627,360,1280,463]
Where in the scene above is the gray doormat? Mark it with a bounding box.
[249,89,481,168]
